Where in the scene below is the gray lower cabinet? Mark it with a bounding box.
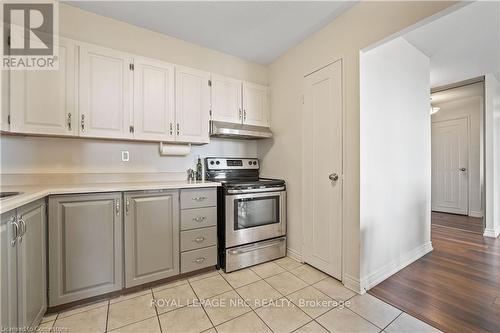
[0,210,18,331]
[48,193,123,306]
[1,199,46,331]
[17,200,47,329]
[124,190,180,288]
[180,188,218,273]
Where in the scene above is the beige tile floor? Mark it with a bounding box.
[38,257,441,333]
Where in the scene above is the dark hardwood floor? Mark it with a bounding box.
[432,211,484,234]
[369,222,500,333]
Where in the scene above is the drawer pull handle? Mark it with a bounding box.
[193,216,206,222]
[192,196,207,201]
[194,237,205,243]
[194,257,206,264]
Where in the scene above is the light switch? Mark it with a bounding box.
[121,151,130,162]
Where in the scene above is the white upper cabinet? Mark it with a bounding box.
[211,74,242,124]
[133,57,175,141]
[175,66,210,144]
[79,43,133,139]
[242,82,269,127]
[10,38,77,136]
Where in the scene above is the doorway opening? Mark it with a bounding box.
[360,1,500,332]
[430,79,485,234]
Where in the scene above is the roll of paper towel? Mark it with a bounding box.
[159,142,191,156]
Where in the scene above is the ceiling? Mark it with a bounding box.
[65,1,357,65]
[404,1,500,87]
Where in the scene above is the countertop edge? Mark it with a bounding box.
[0,181,221,214]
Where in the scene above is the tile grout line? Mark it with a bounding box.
[151,287,164,333]
[104,300,110,332]
[218,268,276,333]
[187,279,217,331]
[105,291,158,332]
[382,311,403,331]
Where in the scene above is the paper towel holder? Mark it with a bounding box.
[159,142,191,156]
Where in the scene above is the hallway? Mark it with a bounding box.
[431,211,484,234]
[369,220,500,332]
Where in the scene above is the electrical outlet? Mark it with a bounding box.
[121,151,130,162]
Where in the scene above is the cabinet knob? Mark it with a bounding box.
[194,236,205,243]
[194,257,206,264]
[193,216,206,222]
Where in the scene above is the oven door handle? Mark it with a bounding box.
[227,186,285,194]
[228,238,286,255]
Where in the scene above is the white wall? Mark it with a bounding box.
[431,83,484,217]
[484,74,500,238]
[258,1,452,292]
[360,37,432,290]
[0,4,266,177]
[0,136,256,174]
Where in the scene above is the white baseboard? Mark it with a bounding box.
[469,211,484,218]
[343,274,364,294]
[361,242,433,291]
[483,228,500,238]
[286,247,303,262]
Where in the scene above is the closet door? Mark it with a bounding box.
[302,61,343,279]
[175,66,210,144]
[211,74,242,124]
[79,43,133,139]
[133,57,175,141]
[10,38,77,136]
[242,82,269,127]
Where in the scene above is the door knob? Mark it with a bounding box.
[329,173,339,181]
[459,168,467,172]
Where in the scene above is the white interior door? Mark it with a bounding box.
[133,57,175,141]
[432,118,469,214]
[302,61,343,279]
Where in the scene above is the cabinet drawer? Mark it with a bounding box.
[181,246,217,274]
[181,207,217,231]
[181,226,217,252]
[180,188,216,209]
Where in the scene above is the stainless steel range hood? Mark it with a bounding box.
[210,121,273,139]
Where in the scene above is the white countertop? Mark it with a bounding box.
[0,180,221,214]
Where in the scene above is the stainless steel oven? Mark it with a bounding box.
[225,187,286,248]
[205,157,287,272]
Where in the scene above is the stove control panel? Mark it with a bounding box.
[206,158,259,170]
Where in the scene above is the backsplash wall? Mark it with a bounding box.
[0,135,257,174]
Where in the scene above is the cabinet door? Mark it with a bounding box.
[0,211,17,331]
[48,193,123,306]
[124,191,179,287]
[1,68,10,132]
[10,38,77,136]
[133,57,175,141]
[17,200,46,329]
[175,66,210,144]
[242,82,269,127]
[211,74,242,124]
[79,43,133,139]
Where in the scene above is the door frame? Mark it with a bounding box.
[301,57,346,283]
[431,115,471,215]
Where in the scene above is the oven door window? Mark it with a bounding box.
[234,195,280,230]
